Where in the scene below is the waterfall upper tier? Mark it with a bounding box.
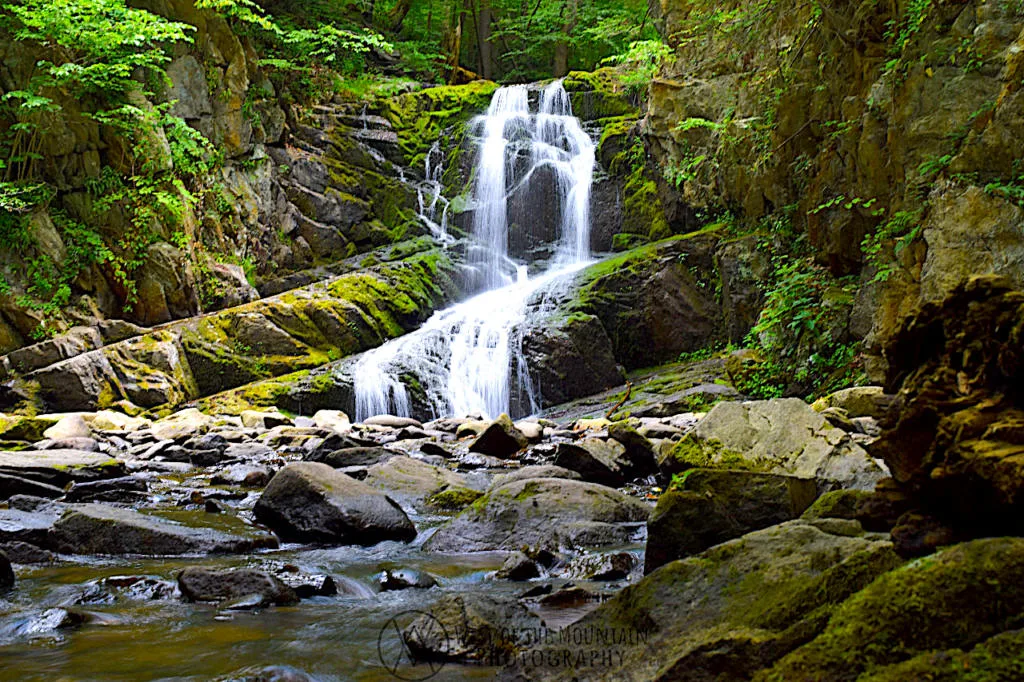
[353,81,598,421]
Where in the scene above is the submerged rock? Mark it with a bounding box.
[254,462,416,545]
[405,593,543,662]
[425,478,649,552]
[378,568,437,591]
[178,567,299,607]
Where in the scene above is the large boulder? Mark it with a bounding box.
[424,478,650,552]
[760,538,1024,681]
[870,276,1024,544]
[501,521,901,681]
[553,439,632,487]
[254,462,416,545]
[676,398,887,492]
[48,504,278,555]
[363,455,469,509]
[645,469,819,574]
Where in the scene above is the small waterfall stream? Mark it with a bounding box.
[354,80,596,421]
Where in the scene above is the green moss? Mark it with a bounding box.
[611,232,648,252]
[666,434,765,472]
[562,68,639,120]
[759,538,1024,682]
[383,81,500,163]
[426,486,485,511]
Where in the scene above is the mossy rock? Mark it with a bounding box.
[758,538,1024,682]
[383,81,499,164]
[562,68,639,121]
[0,415,60,442]
[659,434,767,480]
[426,486,485,512]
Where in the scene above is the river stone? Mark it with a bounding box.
[468,414,529,458]
[150,409,214,441]
[645,469,820,574]
[378,568,437,591]
[515,421,545,442]
[501,521,902,681]
[178,567,299,606]
[49,504,279,555]
[363,455,468,508]
[89,410,151,432]
[317,446,393,468]
[363,415,422,429]
[488,465,581,491]
[211,464,273,488]
[0,540,55,564]
[493,551,541,581]
[0,505,64,546]
[553,437,650,486]
[311,409,351,433]
[42,414,93,441]
[254,462,416,545]
[424,478,650,552]
[0,473,64,500]
[63,476,149,503]
[0,549,13,591]
[690,398,887,491]
[405,593,543,662]
[240,409,292,430]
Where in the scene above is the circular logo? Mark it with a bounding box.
[377,609,449,681]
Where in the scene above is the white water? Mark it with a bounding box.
[354,80,596,421]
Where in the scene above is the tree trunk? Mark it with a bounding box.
[387,0,413,31]
[553,0,577,77]
[476,0,494,80]
[441,0,467,83]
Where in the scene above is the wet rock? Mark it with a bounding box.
[378,568,437,591]
[178,567,299,607]
[314,446,393,468]
[0,449,124,487]
[49,503,278,555]
[645,469,819,574]
[456,420,489,438]
[224,442,276,461]
[637,421,684,439]
[215,665,317,682]
[567,552,638,581]
[301,433,366,462]
[0,473,64,500]
[0,504,64,545]
[404,593,543,662]
[0,548,13,591]
[211,464,273,488]
[273,567,337,598]
[457,452,507,470]
[254,462,416,545]
[504,521,901,681]
[538,585,602,608]
[468,414,529,458]
[425,478,650,553]
[634,383,741,419]
[0,540,55,564]
[493,552,541,581]
[64,476,149,503]
[101,575,178,601]
[89,410,151,432]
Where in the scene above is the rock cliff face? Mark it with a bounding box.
[0,0,489,351]
[642,0,1024,377]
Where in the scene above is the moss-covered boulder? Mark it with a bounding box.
[759,538,1024,681]
[646,469,819,574]
[502,520,901,681]
[689,399,888,492]
[424,478,650,553]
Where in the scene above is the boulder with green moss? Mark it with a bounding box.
[758,538,1024,681]
[502,520,901,681]
[424,478,650,553]
[690,398,888,492]
[646,469,819,574]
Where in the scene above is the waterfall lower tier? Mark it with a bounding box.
[354,80,596,421]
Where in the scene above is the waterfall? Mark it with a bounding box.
[353,80,595,421]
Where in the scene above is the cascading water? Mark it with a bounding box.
[354,80,595,421]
